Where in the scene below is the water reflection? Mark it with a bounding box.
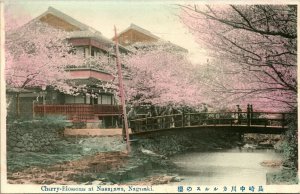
[170,148,282,185]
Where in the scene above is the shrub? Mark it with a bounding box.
[7,115,67,136]
[71,121,87,129]
[280,111,298,169]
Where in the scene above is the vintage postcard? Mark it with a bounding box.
[1,0,299,193]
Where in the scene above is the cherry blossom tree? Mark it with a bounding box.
[4,3,32,32]
[5,20,83,93]
[180,5,297,111]
[5,8,84,117]
[123,42,204,112]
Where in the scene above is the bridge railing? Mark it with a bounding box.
[129,111,295,133]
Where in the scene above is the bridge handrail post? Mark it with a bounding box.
[282,113,285,129]
[187,113,191,126]
[247,104,250,127]
[264,118,267,127]
[138,120,141,132]
[250,105,253,126]
[214,113,216,126]
[152,118,154,130]
[134,120,138,133]
[198,113,202,125]
[182,111,185,127]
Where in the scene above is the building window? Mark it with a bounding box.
[65,95,84,104]
[74,96,84,104]
[85,95,90,104]
[91,48,95,56]
[84,47,89,57]
[75,47,84,57]
[93,97,98,104]
[65,95,75,104]
[91,47,101,58]
[101,94,112,105]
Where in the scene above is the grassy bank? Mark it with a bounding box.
[7,136,177,185]
[267,169,298,185]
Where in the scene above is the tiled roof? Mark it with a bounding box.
[68,78,116,93]
[6,87,34,93]
[115,23,188,52]
[69,30,112,48]
[34,7,130,53]
[69,77,107,86]
[127,23,161,40]
[36,7,99,32]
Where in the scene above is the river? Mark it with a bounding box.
[170,147,282,185]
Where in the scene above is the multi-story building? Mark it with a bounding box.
[7,9,189,128]
[7,7,129,128]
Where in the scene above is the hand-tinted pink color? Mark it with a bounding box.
[180,5,296,111]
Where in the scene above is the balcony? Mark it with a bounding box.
[33,104,122,121]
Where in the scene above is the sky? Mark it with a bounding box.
[6,0,208,64]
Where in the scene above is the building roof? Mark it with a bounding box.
[114,23,188,52]
[69,30,112,48]
[36,6,99,32]
[34,7,130,53]
[66,67,112,75]
[6,87,34,93]
[119,23,161,41]
[70,77,106,86]
[68,78,116,93]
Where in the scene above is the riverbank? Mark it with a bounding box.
[243,134,298,184]
[7,136,126,173]
[7,136,178,185]
[8,150,178,185]
[7,132,296,185]
[243,133,283,149]
[267,169,298,184]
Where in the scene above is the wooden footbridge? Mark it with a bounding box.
[129,111,295,137]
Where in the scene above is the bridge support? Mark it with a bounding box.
[130,127,244,156]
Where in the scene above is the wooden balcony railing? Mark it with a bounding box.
[93,104,122,115]
[34,104,122,120]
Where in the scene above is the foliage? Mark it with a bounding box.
[7,115,67,134]
[180,5,297,111]
[280,111,298,169]
[7,152,82,173]
[267,169,298,184]
[70,121,87,129]
[180,5,298,174]
[4,3,31,32]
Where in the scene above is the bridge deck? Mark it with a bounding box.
[130,125,287,137]
[129,111,294,137]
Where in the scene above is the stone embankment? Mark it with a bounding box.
[7,120,64,153]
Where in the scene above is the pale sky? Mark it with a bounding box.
[6,0,208,64]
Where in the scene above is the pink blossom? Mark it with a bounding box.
[5,20,84,93]
[180,5,296,111]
